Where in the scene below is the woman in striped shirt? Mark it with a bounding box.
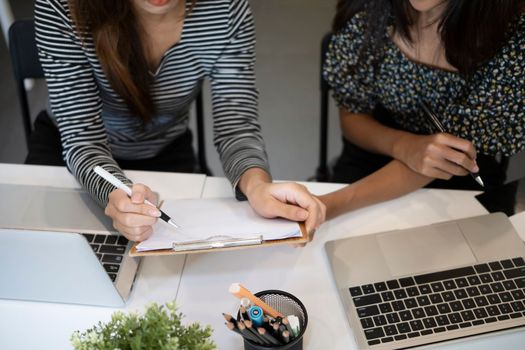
[32,0,325,241]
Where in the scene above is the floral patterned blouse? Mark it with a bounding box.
[323,12,525,156]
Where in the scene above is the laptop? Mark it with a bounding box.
[324,212,525,349]
[0,183,140,307]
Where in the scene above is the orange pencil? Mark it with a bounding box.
[229,283,284,318]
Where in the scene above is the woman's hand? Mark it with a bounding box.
[394,133,479,180]
[104,184,160,242]
[240,168,326,241]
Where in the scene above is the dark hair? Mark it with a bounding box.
[333,0,525,76]
[69,0,196,122]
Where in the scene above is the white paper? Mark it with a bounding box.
[136,198,302,251]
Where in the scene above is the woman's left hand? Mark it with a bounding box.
[240,169,326,240]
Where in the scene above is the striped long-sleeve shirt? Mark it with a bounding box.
[35,0,270,206]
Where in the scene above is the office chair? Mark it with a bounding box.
[9,18,212,176]
[193,90,213,175]
[8,19,42,149]
[313,32,333,182]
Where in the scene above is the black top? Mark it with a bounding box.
[324,12,525,157]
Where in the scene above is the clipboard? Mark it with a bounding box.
[128,222,308,256]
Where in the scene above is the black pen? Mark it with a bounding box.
[420,102,484,187]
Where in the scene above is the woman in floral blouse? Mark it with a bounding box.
[320,0,525,218]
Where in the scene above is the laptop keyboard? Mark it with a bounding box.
[349,257,525,346]
[81,233,129,282]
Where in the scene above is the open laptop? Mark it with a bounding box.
[324,213,525,349]
[0,183,140,307]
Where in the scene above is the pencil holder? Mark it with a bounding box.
[241,290,308,350]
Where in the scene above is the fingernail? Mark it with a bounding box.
[473,165,479,172]
[298,210,308,221]
[149,209,161,217]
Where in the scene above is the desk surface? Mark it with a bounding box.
[0,163,206,349]
[0,165,514,349]
[177,177,489,349]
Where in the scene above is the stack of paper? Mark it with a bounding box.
[136,198,302,252]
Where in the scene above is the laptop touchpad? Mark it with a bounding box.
[376,223,476,277]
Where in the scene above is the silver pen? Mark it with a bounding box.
[420,102,484,187]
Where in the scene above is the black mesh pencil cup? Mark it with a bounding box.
[241,290,308,350]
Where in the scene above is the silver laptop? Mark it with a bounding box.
[325,213,525,349]
[0,183,140,307]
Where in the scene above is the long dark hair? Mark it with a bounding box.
[333,0,525,76]
[69,0,196,122]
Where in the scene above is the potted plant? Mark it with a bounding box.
[71,302,216,350]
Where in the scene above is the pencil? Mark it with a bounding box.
[272,320,281,337]
[419,102,484,187]
[261,316,274,334]
[282,317,295,339]
[225,321,242,336]
[229,283,284,318]
[239,306,250,321]
[282,330,291,344]
[257,327,281,346]
[238,320,265,344]
[243,320,271,345]
[222,313,238,327]
[279,324,287,336]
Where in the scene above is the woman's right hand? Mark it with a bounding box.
[394,132,479,180]
[104,184,161,242]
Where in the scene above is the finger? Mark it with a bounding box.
[440,161,469,176]
[270,199,309,222]
[430,156,469,176]
[112,191,161,217]
[436,134,477,160]
[426,166,454,180]
[303,196,326,233]
[271,183,322,224]
[131,184,149,204]
[113,222,153,242]
[440,146,479,173]
[307,228,316,242]
[117,212,158,228]
[278,184,325,233]
[303,203,320,234]
[270,183,311,206]
[146,190,158,206]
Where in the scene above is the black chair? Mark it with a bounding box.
[193,90,213,175]
[8,19,43,149]
[8,18,212,176]
[313,32,333,182]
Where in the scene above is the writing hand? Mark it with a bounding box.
[395,133,479,180]
[105,183,160,242]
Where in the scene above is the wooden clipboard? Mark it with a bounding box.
[129,222,308,256]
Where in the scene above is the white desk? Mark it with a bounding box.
[177,177,489,349]
[1,167,518,349]
[0,163,206,350]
